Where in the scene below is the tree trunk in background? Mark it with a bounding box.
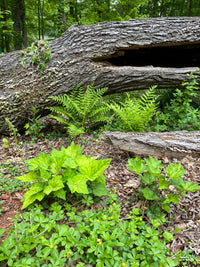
[38,0,41,39]
[13,0,22,50]
[38,0,45,40]
[70,0,78,22]
[187,0,192,16]
[95,0,102,21]
[21,0,27,47]
[12,0,27,49]
[57,0,66,37]
[41,0,44,39]
[160,0,164,17]
[0,17,200,134]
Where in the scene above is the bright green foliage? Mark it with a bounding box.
[2,138,9,148]
[16,142,111,209]
[24,107,45,140]
[127,156,200,227]
[114,0,148,20]
[0,162,26,194]
[5,118,25,164]
[0,10,14,53]
[151,71,200,132]
[78,0,148,24]
[19,40,51,71]
[0,200,5,216]
[47,84,110,138]
[109,86,159,132]
[3,0,200,53]
[140,0,200,17]
[1,196,198,266]
[0,228,5,239]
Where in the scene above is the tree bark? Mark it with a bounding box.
[13,0,22,50]
[57,0,67,37]
[103,131,200,159]
[21,0,27,47]
[187,0,192,16]
[0,17,200,134]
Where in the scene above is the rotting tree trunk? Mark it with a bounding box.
[103,131,200,159]
[1,17,200,134]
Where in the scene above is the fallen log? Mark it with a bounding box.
[103,131,200,159]
[1,17,200,134]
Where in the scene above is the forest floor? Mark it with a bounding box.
[0,126,200,265]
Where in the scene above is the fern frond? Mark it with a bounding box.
[91,105,111,123]
[49,95,69,107]
[47,83,109,133]
[47,106,77,122]
[80,84,108,121]
[48,95,78,120]
[110,87,158,132]
[67,123,85,138]
[48,115,69,125]
[139,86,159,110]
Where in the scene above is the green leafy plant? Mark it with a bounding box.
[24,107,45,140]
[109,86,159,132]
[150,71,200,131]
[0,229,5,240]
[0,162,27,194]
[19,40,51,71]
[0,200,5,215]
[127,156,200,227]
[47,83,110,138]
[0,196,199,267]
[2,138,9,148]
[5,118,25,165]
[16,142,111,209]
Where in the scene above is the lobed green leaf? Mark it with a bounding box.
[166,162,186,179]
[67,174,89,194]
[15,172,39,182]
[43,175,64,195]
[127,157,146,175]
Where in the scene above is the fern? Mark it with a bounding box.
[109,86,159,132]
[47,83,109,137]
[67,124,85,138]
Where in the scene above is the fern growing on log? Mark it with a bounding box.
[109,86,159,132]
[47,84,109,137]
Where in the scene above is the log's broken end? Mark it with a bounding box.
[103,131,200,159]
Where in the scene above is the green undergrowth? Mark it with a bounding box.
[15,141,111,209]
[47,84,110,138]
[108,86,158,132]
[0,194,199,267]
[0,162,28,194]
[127,156,200,227]
[1,72,200,266]
[22,72,200,142]
[149,71,200,132]
[0,140,200,266]
[0,200,4,215]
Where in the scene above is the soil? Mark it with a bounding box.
[0,126,200,265]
